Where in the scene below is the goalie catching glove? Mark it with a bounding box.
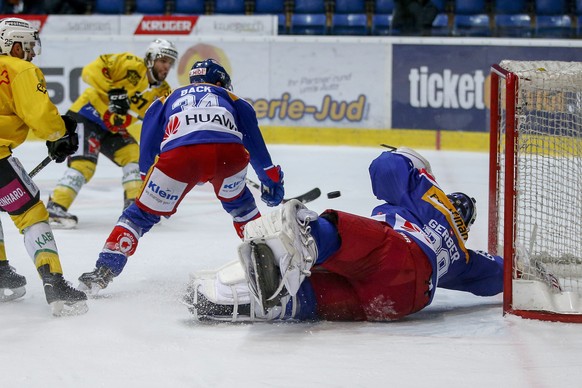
[46,115,79,163]
[259,165,284,206]
[238,199,318,314]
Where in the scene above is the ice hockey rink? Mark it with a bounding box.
[2,141,581,388]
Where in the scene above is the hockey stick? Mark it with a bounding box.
[127,110,144,121]
[245,178,321,204]
[28,155,53,178]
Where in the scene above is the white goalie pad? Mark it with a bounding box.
[239,199,319,299]
[183,259,298,322]
[188,259,252,306]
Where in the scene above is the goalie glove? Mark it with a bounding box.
[259,165,284,207]
[107,87,130,115]
[46,115,79,163]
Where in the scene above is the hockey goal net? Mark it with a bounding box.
[489,60,582,322]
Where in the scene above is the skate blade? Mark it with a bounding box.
[49,218,77,230]
[0,286,26,302]
[50,300,89,317]
[77,282,103,298]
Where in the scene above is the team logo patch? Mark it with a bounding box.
[36,82,47,94]
[164,115,180,139]
[125,69,141,86]
[101,67,111,79]
[0,70,10,85]
[189,67,206,77]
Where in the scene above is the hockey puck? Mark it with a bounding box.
[327,191,341,199]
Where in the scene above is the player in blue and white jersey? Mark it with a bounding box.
[184,147,504,322]
[78,59,284,295]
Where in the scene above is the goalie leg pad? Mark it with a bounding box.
[239,199,319,299]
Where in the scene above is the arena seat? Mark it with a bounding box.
[290,13,327,35]
[254,0,286,34]
[371,13,393,35]
[430,13,450,36]
[495,14,532,38]
[331,14,368,35]
[173,0,206,14]
[134,0,166,14]
[535,15,573,38]
[214,0,246,14]
[453,14,491,36]
[93,0,126,14]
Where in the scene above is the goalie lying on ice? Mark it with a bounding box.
[183,148,505,322]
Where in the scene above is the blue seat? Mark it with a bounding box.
[494,0,528,15]
[432,0,447,13]
[431,13,450,36]
[214,0,246,14]
[134,0,165,14]
[334,0,365,14]
[455,0,486,15]
[371,13,393,35]
[453,14,491,36]
[372,0,394,35]
[94,0,126,14]
[254,0,286,33]
[254,0,284,14]
[294,0,326,14]
[495,14,532,37]
[374,0,394,14]
[576,1,582,37]
[535,15,573,38]
[331,14,368,35]
[535,0,567,15]
[174,0,205,14]
[290,13,327,35]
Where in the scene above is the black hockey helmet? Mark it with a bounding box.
[447,192,477,229]
[189,58,232,90]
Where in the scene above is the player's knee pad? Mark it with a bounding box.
[121,162,141,201]
[22,221,62,274]
[10,201,49,233]
[69,159,96,182]
[113,143,139,167]
[239,200,319,298]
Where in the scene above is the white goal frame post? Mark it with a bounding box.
[489,60,582,323]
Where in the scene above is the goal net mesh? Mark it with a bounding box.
[496,60,582,297]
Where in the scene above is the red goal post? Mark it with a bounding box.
[489,60,582,323]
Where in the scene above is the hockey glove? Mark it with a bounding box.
[46,115,79,163]
[107,87,130,115]
[260,165,284,207]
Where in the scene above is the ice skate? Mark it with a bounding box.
[78,266,115,296]
[38,265,88,317]
[47,200,78,229]
[0,260,27,302]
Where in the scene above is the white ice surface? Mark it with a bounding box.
[1,142,581,388]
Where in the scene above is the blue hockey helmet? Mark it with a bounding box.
[447,192,477,229]
[189,58,232,90]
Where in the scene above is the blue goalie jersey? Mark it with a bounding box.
[368,151,503,303]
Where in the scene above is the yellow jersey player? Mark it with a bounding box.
[0,18,88,316]
[46,39,178,228]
